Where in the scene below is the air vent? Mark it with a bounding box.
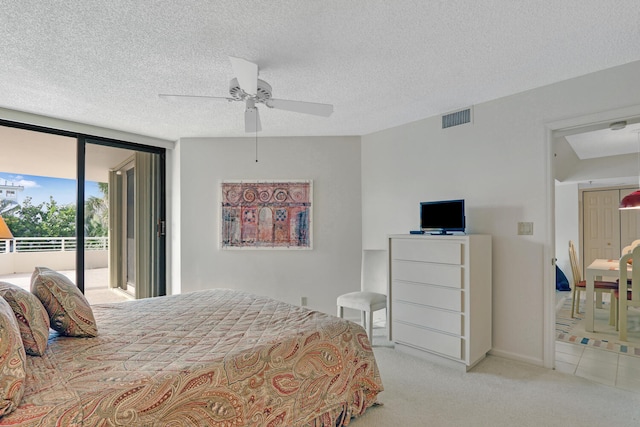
[442,108,472,129]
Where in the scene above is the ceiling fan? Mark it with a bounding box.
[159,56,333,132]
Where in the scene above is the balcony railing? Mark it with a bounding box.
[0,237,108,253]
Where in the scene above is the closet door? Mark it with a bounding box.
[583,189,620,266]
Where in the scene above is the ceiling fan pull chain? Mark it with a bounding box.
[255,120,259,163]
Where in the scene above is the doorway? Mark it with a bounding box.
[551,109,640,369]
[0,120,166,301]
[105,150,165,300]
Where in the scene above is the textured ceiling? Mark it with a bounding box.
[567,124,640,160]
[1,0,640,141]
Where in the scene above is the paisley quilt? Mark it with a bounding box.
[0,289,383,426]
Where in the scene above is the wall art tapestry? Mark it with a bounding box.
[220,180,312,249]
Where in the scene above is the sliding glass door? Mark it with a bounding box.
[85,139,166,300]
[0,120,165,301]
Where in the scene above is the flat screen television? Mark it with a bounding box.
[420,199,465,234]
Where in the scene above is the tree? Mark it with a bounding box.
[3,181,108,238]
[4,197,44,236]
[84,182,108,237]
[3,196,75,237]
[41,197,75,237]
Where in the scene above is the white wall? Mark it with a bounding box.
[555,183,579,283]
[361,60,640,366]
[173,136,362,315]
[167,140,181,295]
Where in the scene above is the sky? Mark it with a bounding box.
[0,172,103,207]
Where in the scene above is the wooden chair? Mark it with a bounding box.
[337,249,387,340]
[617,245,640,341]
[615,243,638,297]
[568,240,618,322]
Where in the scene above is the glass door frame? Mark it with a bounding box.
[0,118,166,296]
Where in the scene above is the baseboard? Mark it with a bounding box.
[488,348,545,368]
[394,343,470,372]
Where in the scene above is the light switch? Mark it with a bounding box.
[518,222,533,235]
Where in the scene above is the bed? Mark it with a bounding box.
[0,270,383,426]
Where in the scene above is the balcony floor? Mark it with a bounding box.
[0,268,132,305]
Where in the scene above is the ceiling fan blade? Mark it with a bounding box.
[229,56,258,96]
[266,98,333,117]
[158,94,232,101]
[245,106,262,133]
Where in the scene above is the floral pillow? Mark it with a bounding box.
[0,282,50,356]
[30,267,98,337]
[0,297,26,417]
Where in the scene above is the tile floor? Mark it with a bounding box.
[555,291,640,393]
[555,341,640,392]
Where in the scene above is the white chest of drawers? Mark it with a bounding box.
[388,234,492,371]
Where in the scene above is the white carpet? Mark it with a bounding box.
[350,330,639,426]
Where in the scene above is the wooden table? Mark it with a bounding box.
[584,258,629,332]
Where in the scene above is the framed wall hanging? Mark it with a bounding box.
[220,180,312,249]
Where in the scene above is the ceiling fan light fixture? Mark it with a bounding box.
[159,56,333,133]
[229,78,272,102]
[610,120,627,131]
